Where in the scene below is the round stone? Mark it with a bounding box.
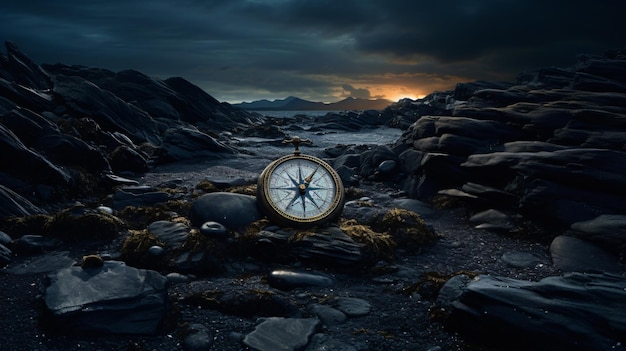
[200,221,228,238]
[377,159,397,174]
[147,245,166,257]
[96,205,114,215]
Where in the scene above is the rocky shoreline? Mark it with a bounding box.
[1,41,626,350]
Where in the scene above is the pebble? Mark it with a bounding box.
[308,304,347,326]
[200,221,228,238]
[332,297,371,317]
[165,272,190,284]
[147,245,166,258]
[267,269,335,291]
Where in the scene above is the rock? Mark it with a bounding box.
[549,235,622,273]
[437,272,626,351]
[112,187,171,210]
[165,272,190,284]
[13,235,61,254]
[147,220,189,250]
[199,221,228,238]
[0,243,11,267]
[147,245,166,258]
[4,251,76,274]
[243,317,320,351]
[108,145,149,173]
[156,127,236,164]
[331,297,371,317]
[308,304,347,326]
[0,184,44,218]
[267,269,334,291]
[51,74,162,145]
[292,226,364,266]
[570,214,626,248]
[500,251,548,269]
[0,231,11,246]
[469,209,515,231]
[304,333,357,351]
[388,198,435,218]
[182,323,214,351]
[188,192,261,230]
[42,261,168,335]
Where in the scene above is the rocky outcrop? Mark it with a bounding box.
[0,41,259,217]
[384,48,626,263]
[437,272,626,351]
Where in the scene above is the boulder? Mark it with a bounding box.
[438,272,626,351]
[188,192,261,230]
[42,261,168,335]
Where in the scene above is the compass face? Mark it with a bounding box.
[257,154,345,227]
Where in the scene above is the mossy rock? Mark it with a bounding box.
[375,208,439,249]
[340,219,396,261]
[120,229,165,267]
[1,207,124,241]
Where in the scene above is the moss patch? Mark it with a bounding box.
[340,219,396,261]
[374,208,439,249]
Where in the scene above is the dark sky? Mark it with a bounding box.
[1,0,624,103]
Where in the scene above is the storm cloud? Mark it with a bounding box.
[1,0,623,102]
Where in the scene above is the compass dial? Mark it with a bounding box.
[257,154,345,227]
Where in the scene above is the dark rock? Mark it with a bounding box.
[569,214,626,249]
[549,235,622,273]
[156,127,236,164]
[437,272,626,351]
[243,317,320,351]
[292,226,364,266]
[500,251,548,269]
[469,209,515,231]
[199,221,228,238]
[0,184,44,218]
[267,269,334,291]
[0,122,70,186]
[42,261,168,335]
[308,304,347,326]
[0,242,11,267]
[13,235,61,254]
[182,323,214,351]
[0,231,11,246]
[304,333,357,351]
[188,192,261,230]
[112,188,171,210]
[330,297,371,317]
[388,198,435,218]
[377,159,397,175]
[108,145,149,173]
[147,245,166,258]
[4,41,52,90]
[147,220,189,250]
[4,251,76,274]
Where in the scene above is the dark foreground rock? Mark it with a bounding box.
[42,261,168,335]
[437,272,626,351]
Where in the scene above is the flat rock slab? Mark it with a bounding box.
[147,220,189,249]
[438,272,626,351]
[42,261,168,335]
[4,251,76,275]
[331,297,371,317]
[243,317,320,351]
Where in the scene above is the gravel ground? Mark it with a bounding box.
[0,142,562,351]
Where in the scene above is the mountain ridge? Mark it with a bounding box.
[234,96,392,111]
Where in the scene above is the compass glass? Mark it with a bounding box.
[259,154,344,225]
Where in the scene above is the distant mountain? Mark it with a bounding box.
[234,96,392,111]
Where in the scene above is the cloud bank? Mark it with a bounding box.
[1,0,624,102]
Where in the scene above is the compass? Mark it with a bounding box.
[257,136,345,227]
